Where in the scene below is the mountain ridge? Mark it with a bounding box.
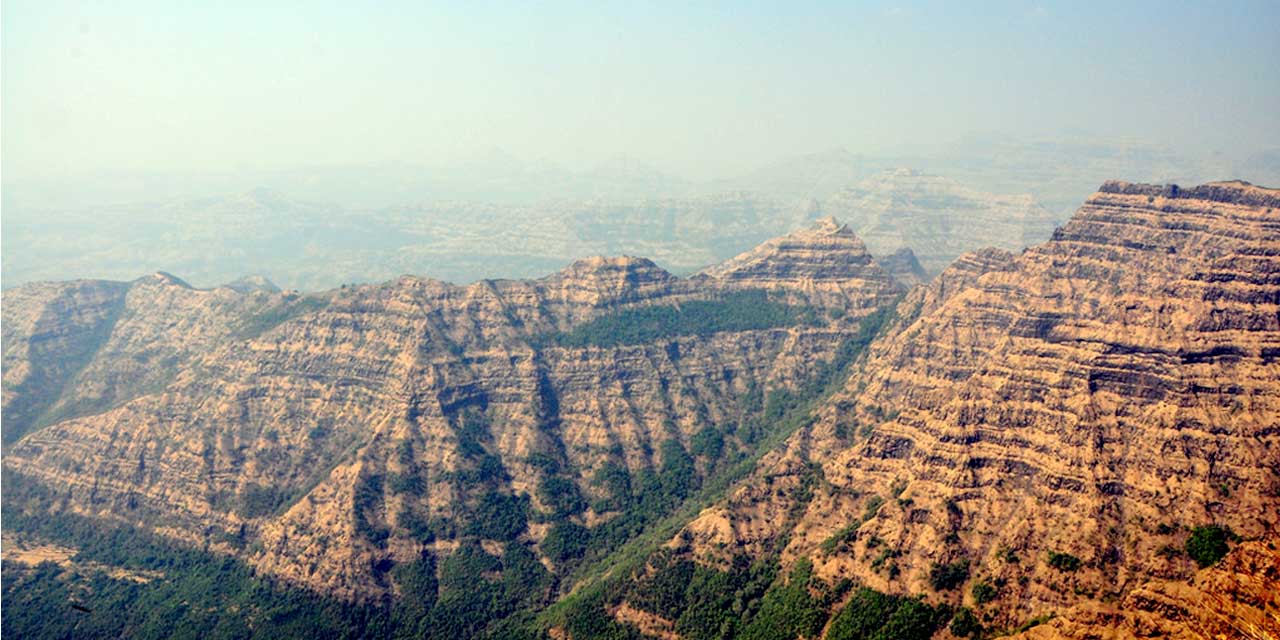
[4,180,1277,639]
[656,178,1279,637]
[3,217,903,604]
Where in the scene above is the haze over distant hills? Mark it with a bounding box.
[9,135,1272,292]
[6,134,1274,211]
[1,168,1054,291]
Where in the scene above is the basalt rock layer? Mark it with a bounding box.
[1018,536,1280,640]
[2,219,902,599]
[672,181,1280,634]
[1,273,298,445]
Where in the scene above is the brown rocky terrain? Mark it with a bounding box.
[7,182,1276,638]
[2,218,903,599]
[668,180,1280,634]
[1,273,300,445]
[1017,536,1279,640]
[875,247,930,289]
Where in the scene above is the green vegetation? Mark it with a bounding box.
[619,553,852,640]
[819,494,884,554]
[1,499,562,640]
[590,461,632,512]
[826,587,951,640]
[928,559,970,591]
[949,606,983,638]
[820,522,860,554]
[538,476,586,518]
[659,438,698,500]
[971,580,998,605]
[388,471,426,496]
[690,425,726,461]
[2,508,386,640]
[1047,550,1082,572]
[1185,525,1234,568]
[542,522,590,563]
[391,555,438,626]
[547,290,818,349]
[467,491,530,541]
[738,560,827,640]
[550,527,952,640]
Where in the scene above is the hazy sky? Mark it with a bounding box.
[4,1,1278,182]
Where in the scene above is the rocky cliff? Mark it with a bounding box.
[698,216,899,307]
[2,219,902,600]
[875,247,930,289]
[8,181,1276,638]
[1019,536,1279,640]
[1,273,300,445]
[666,180,1280,634]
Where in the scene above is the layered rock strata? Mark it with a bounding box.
[674,181,1280,630]
[3,219,902,598]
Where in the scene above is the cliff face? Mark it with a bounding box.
[2,279,130,444]
[2,219,902,599]
[875,247,930,289]
[675,181,1280,631]
[698,216,899,307]
[9,182,1276,636]
[1,274,296,445]
[1014,536,1280,640]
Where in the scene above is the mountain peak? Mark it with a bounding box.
[698,218,899,305]
[876,247,928,288]
[1097,179,1280,207]
[138,271,192,288]
[541,255,677,305]
[557,255,669,277]
[811,214,846,234]
[222,274,281,294]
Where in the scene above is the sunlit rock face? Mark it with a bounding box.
[676,180,1280,632]
[2,218,902,600]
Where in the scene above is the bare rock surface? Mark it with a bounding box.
[675,180,1280,632]
[2,218,901,599]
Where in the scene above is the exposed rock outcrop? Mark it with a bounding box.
[2,219,902,599]
[698,216,900,307]
[1017,537,1280,640]
[1,275,292,445]
[675,180,1280,631]
[875,247,929,288]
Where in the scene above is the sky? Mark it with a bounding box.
[4,0,1279,183]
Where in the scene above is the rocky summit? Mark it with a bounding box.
[3,182,1278,640]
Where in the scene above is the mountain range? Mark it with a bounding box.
[3,180,1278,640]
[2,168,1059,291]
